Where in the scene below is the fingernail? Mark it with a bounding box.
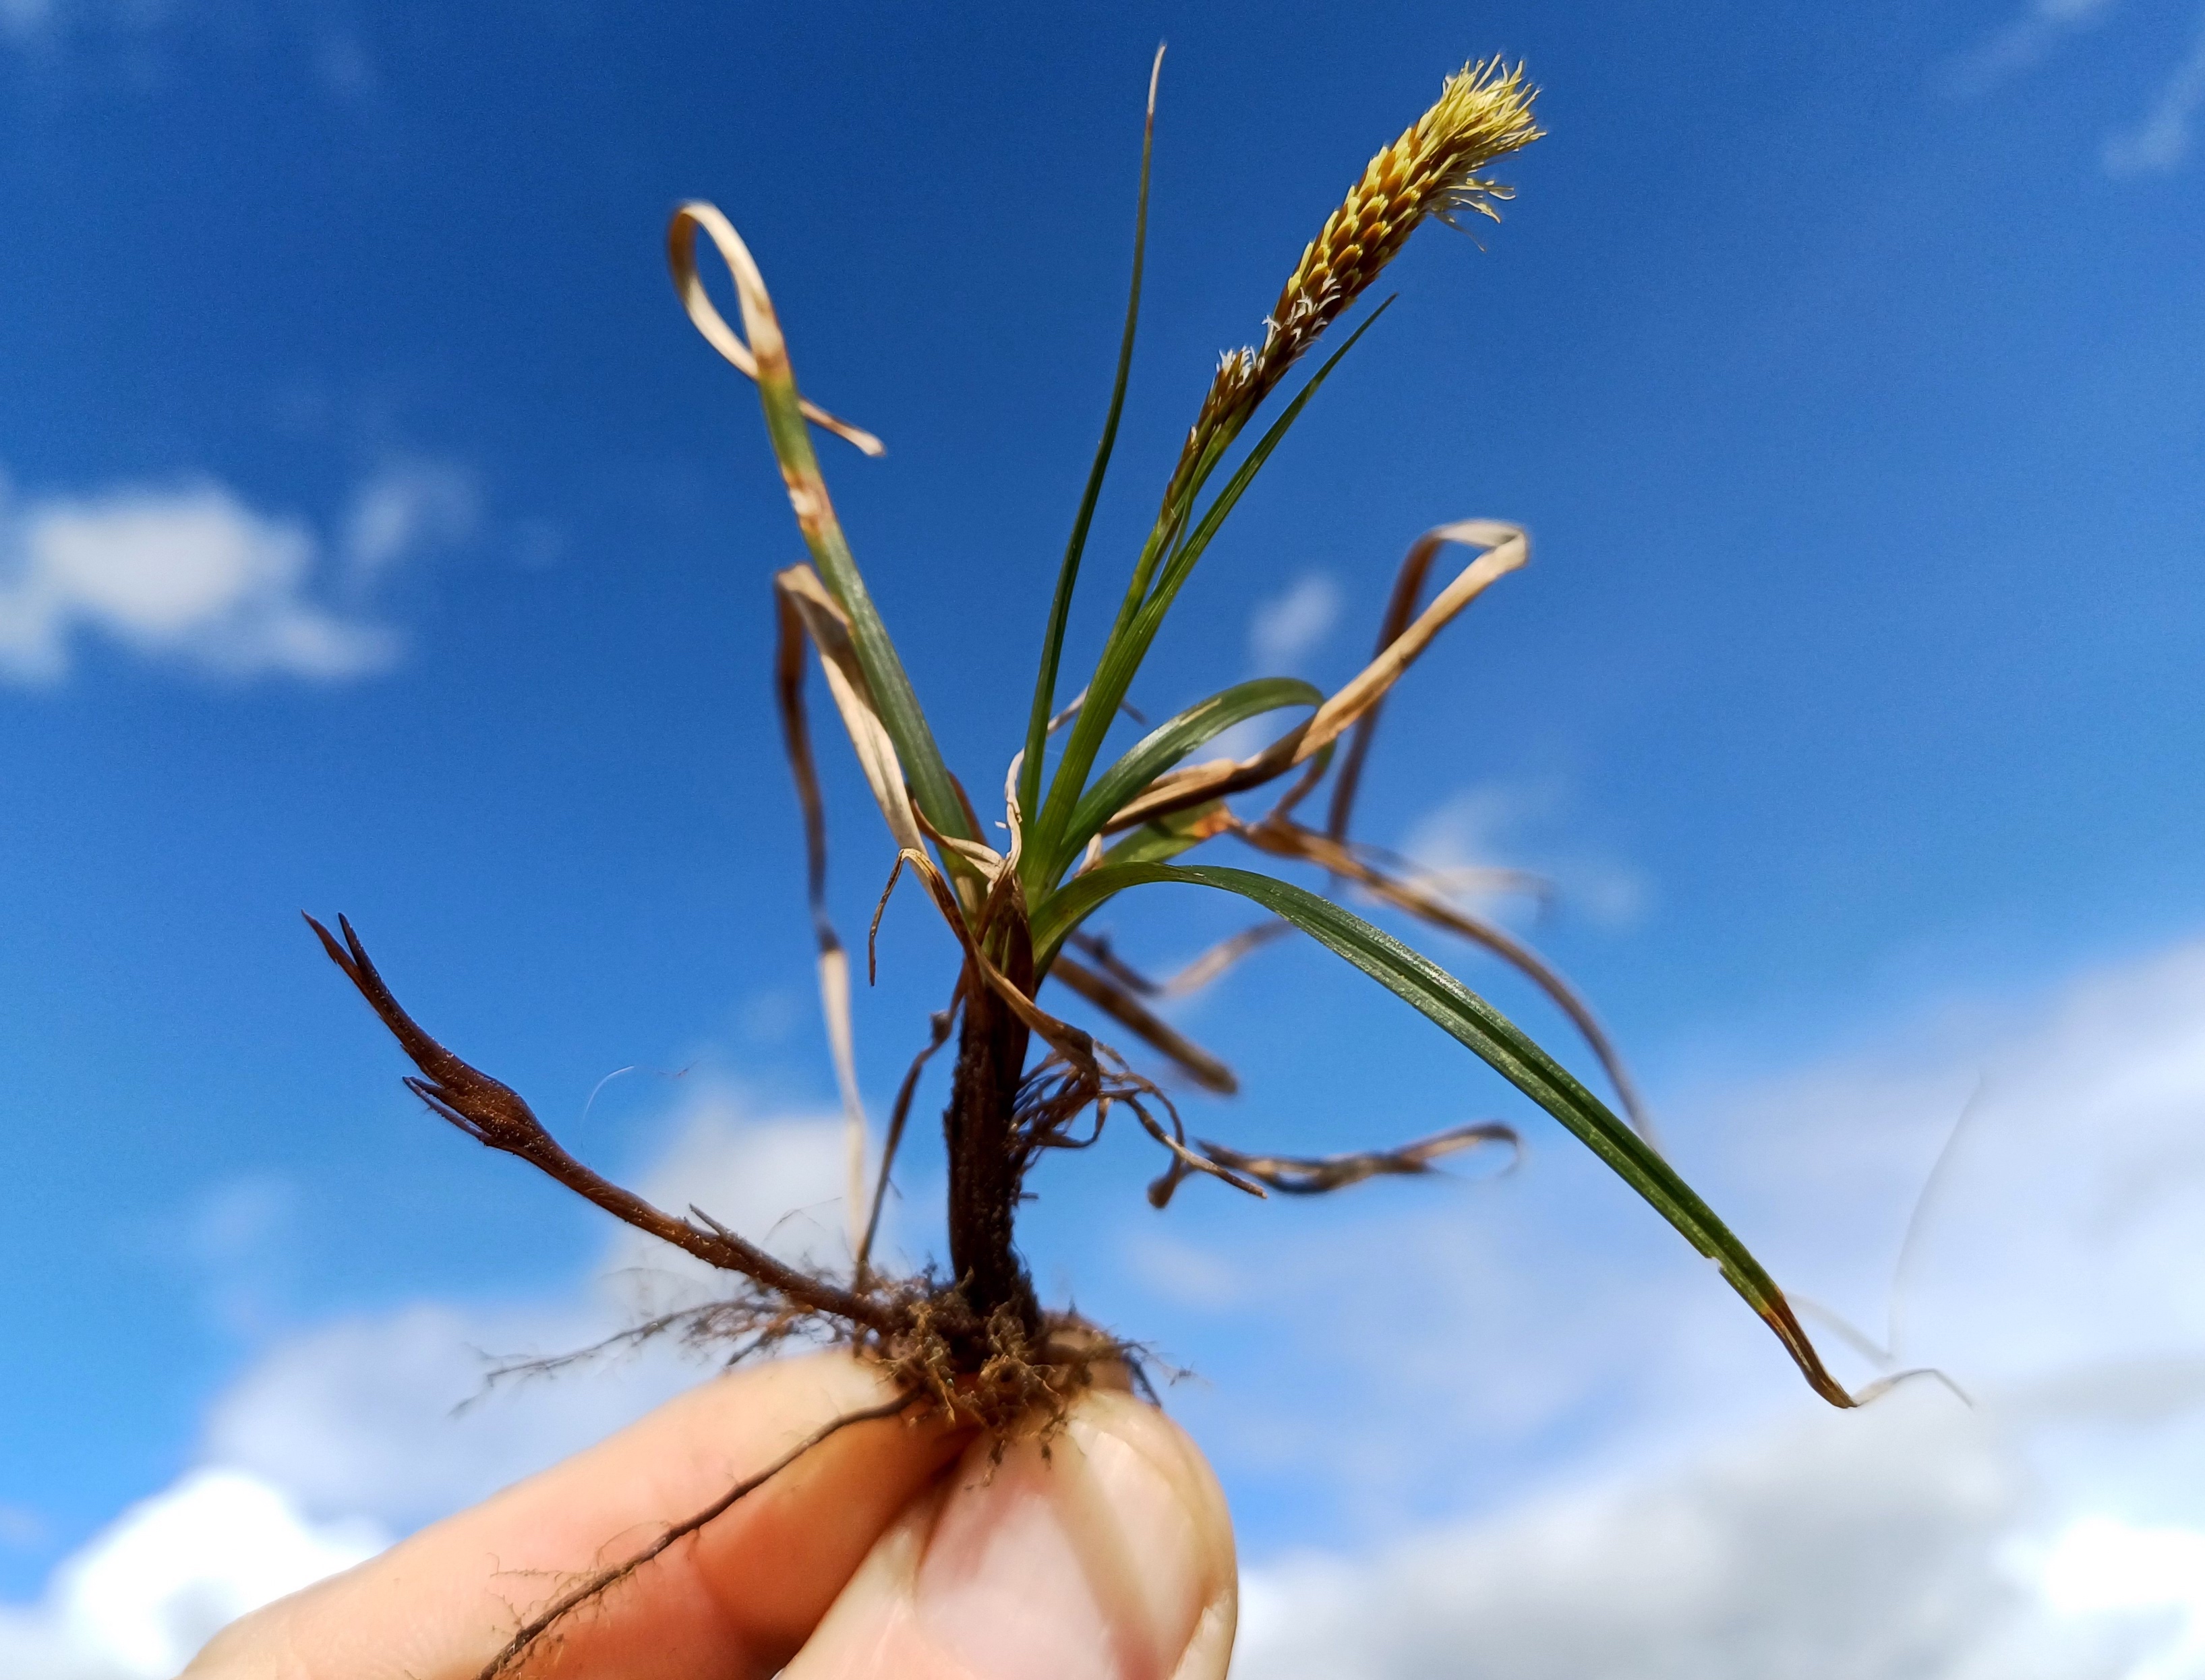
[914,1399,1218,1680]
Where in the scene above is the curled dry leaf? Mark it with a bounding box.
[1194,1120,1520,1196]
[669,202,887,457]
[1102,522,1529,833]
[773,580,871,1249]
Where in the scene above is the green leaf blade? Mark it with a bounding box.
[738,303,975,849]
[1034,307,1387,870]
[1142,301,1390,627]
[1020,51,1163,823]
[1030,860,1855,1408]
[1095,802,1227,871]
[1054,677,1321,878]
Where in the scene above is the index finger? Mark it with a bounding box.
[188,1352,971,1680]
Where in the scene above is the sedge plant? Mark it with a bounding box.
[308,54,1871,1675]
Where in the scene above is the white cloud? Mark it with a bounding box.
[0,1089,847,1671]
[196,1302,647,1532]
[1233,1390,2200,1680]
[1398,781,1646,928]
[1949,0,2122,96]
[1247,573,1342,671]
[2104,6,2205,174]
[2039,1515,2205,1671]
[622,1102,851,1279]
[195,1090,848,1532]
[1180,937,2205,1482]
[1703,938,2205,1400]
[0,1472,384,1680]
[338,458,477,585]
[0,460,477,684]
[1155,936,2205,1675]
[26,928,2205,1677]
[0,477,390,683]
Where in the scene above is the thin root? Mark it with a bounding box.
[475,1393,920,1679]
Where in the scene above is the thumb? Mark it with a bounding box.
[784,1387,1238,1680]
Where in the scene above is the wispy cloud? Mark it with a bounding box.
[0,0,173,49]
[1204,572,1349,760]
[0,460,475,686]
[338,457,479,587]
[1949,0,2123,97]
[1247,572,1342,672]
[3,3,384,117]
[0,1506,44,1553]
[0,0,52,42]
[1951,0,2205,177]
[1400,780,1647,928]
[312,29,378,104]
[171,1172,303,1340]
[2103,4,2205,173]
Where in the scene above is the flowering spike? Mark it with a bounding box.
[1160,59,1543,515]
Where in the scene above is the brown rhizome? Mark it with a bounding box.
[309,53,1881,1679]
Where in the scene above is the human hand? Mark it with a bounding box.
[187,1352,1238,1679]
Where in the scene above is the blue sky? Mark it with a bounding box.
[3,1,2204,1673]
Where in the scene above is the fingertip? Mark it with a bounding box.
[788,1389,1237,1680]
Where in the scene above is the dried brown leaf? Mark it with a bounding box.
[1104,522,1528,832]
[1048,952,1239,1095]
[1067,920,1293,1000]
[668,202,886,456]
[1196,1119,1518,1195]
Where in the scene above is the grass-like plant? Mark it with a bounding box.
[309,53,1863,1675]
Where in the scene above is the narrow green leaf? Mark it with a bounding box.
[1096,802,1225,872]
[1056,678,1320,874]
[1143,301,1392,622]
[1020,50,1163,822]
[1115,423,1228,620]
[1034,309,1386,873]
[740,304,976,849]
[1031,860,1855,1407]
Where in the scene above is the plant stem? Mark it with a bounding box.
[941,952,1040,1338]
